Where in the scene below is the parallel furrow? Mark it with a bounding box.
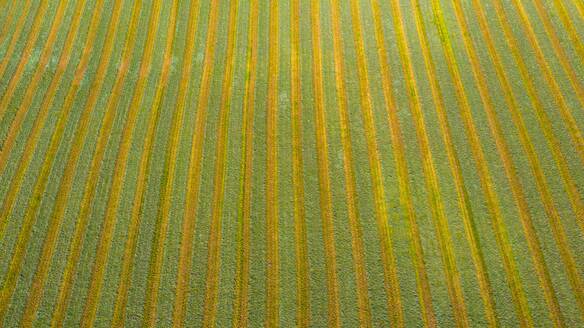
[110,1,180,325]
[0,0,68,136]
[232,0,259,325]
[201,1,239,325]
[310,0,341,326]
[342,0,405,325]
[172,0,222,324]
[0,0,91,320]
[290,0,310,326]
[78,1,164,326]
[0,0,45,85]
[463,0,584,321]
[265,0,280,326]
[408,0,500,326]
[49,1,144,325]
[142,0,201,325]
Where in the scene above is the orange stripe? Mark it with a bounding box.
[465,0,584,322]
[342,0,406,325]
[0,0,78,175]
[310,0,341,325]
[265,0,280,326]
[78,1,164,326]
[201,1,239,325]
[109,1,180,325]
[526,0,584,105]
[140,0,201,325]
[171,0,222,325]
[232,1,259,326]
[0,0,68,121]
[372,0,468,325]
[408,0,502,326]
[549,0,584,60]
[0,0,89,321]
[496,0,584,156]
[327,0,378,326]
[0,0,45,84]
[48,1,143,325]
[290,0,310,325]
[0,1,21,44]
[478,0,583,225]
[15,0,114,325]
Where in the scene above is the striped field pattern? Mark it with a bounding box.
[0,0,583,326]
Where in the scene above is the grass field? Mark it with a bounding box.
[0,0,583,326]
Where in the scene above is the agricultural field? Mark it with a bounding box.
[0,0,583,326]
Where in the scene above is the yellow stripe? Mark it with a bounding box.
[15,0,113,324]
[0,0,76,174]
[326,0,379,326]
[140,0,201,325]
[290,0,310,325]
[526,0,584,105]
[232,1,259,326]
[343,0,406,325]
[549,0,584,60]
[409,0,504,326]
[109,1,180,325]
[0,0,46,84]
[0,0,88,320]
[201,1,239,325]
[497,0,584,154]
[310,0,341,326]
[266,0,280,325]
[475,0,584,222]
[0,0,21,44]
[0,0,68,122]
[78,1,164,326]
[171,0,222,325]
[373,0,469,325]
[48,1,144,325]
[464,0,584,323]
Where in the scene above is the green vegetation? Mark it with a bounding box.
[0,0,582,326]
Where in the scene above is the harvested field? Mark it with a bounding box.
[0,0,583,326]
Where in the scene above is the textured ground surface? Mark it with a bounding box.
[0,0,583,326]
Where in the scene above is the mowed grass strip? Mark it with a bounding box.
[171,0,222,325]
[0,0,110,240]
[0,0,87,174]
[0,0,21,45]
[78,1,164,326]
[479,0,584,227]
[321,1,374,326]
[493,0,584,154]
[289,0,310,325]
[375,0,475,325]
[13,0,115,324]
[0,0,47,84]
[265,0,279,326]
[549,0,584,60]
[49,1,144,325]
[110,1,180,325]
[432,1,540,325]
[0,0,86,172]
[407,0,499,326]
[523,0,584,105]
[0,0,90,319]
[0,0,69,142]
[201,1,239,325]
[460,0,584,320]
[0,0,35,79]
[342,0,405,325]
[232,1,259,325]
[142,0,201,325]
[309,0,342,326]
